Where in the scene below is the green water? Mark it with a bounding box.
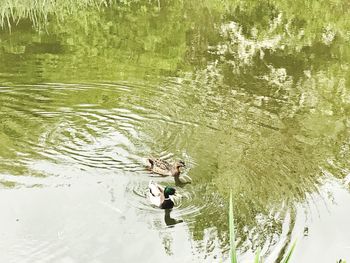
[1,1,350,262]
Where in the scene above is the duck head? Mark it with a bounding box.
[164,186,176,198]
[171,160,185,177]
[175,160,185,168]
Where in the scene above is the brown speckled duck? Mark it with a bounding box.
[147,157,192,184]
[147,157,185,177]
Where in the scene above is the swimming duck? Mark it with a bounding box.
[147,157,185,177]
[148,181,176,209]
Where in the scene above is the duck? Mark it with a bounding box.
[147,157,185,177]
[148,180,176,209]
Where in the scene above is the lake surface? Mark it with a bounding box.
[0,1,350,262]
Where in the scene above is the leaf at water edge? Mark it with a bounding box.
[229,191,237,263]
[254,247,261,263]
[281,240,296,263]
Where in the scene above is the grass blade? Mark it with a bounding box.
[281,240,296,263]
[229,191,238,263]
[254,247,261,263]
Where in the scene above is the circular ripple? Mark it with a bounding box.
[125,177,205,226]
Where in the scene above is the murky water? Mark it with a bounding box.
[1,1,350,262]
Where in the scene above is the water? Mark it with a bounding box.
[0,1,350,262]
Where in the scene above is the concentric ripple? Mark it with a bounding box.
[1,73,350,262]
[0,81,202,178]
[125,177,204,226]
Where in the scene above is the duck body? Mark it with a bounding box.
[147,158,185,177]
[148,181,175,209]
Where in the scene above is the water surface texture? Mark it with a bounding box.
[1,1,350,262]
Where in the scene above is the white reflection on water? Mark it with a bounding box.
[0,161,219,263]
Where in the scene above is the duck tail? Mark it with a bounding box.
[148,180,160,197]
[147,158,154,168]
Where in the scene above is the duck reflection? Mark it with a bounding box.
[174,176,192,187]
[164,209,183,226]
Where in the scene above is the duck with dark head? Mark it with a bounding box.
[148,181,177,209]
